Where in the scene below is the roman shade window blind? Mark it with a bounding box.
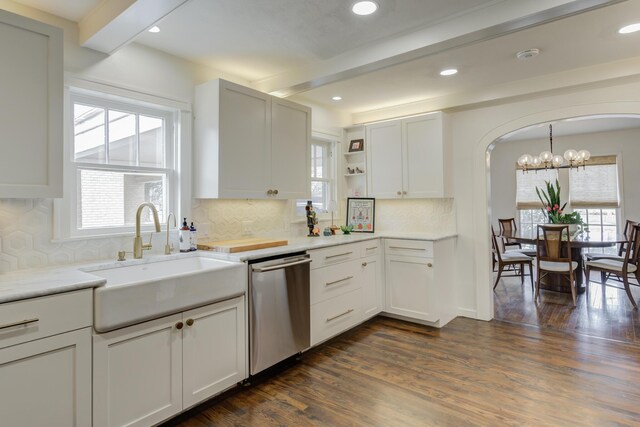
[515,168,558,209]
[569,156,619,208]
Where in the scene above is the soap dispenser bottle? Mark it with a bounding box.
[189,222,197,251]
[179,218,191,252]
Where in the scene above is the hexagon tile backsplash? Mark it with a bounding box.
[0,197,455,273]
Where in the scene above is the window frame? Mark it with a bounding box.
[56,89,179,239]
[294,135,339,221]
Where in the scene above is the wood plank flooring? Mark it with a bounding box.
[494,273,640,343]
[164,316,640,427]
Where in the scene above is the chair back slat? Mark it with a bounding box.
[491,226,503,263]
[619,219,638,256]
[626,224,640,267]
[498,218,517,235]
[537,225,572,263]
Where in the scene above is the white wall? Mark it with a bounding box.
[489,127,640,226]
[449,76,640,320]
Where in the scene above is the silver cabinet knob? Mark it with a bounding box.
[397,191,402,196]
[273,189,278,195]
[403,191,407,195]
[427,263,433,268]
[267,189,273,196]
[362,262,368,267]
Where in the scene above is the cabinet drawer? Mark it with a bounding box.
[311,259,361,305]
[360,240,381,258]
[311,288,362,346]
[0,289,92,349]
[309,243,360,269]
[384,239,433,258]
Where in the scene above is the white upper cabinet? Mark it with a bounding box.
[366,112,450,199]
[366,120,403,198]
[0,10,63,198]
[194,79,311,199]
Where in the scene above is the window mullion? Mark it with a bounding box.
[135,113,140,167]
[104,108,109,164]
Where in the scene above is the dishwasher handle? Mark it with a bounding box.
[252,257,312,273]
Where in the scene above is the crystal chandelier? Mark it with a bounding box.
[517,124,591,172]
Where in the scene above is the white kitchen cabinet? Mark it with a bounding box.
[361,254,383,319]
[384,238,457,326]
[0,290,93,427]
[182,297,246,409]
[366,120,403,198]
[366,112,449,199]
[0,9,63,198]
[93,296,246,427]
[0,328,92,427]
[194,79,310,199]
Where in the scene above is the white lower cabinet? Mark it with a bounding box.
[362,254,384,318]
[93,296,246,427]
[385,254,437,322]
[0,327,92,427]
[311,288,363,345]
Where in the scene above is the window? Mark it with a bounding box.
[569,159,619,208]
[63,92,176,237]
[518,209,549,235]
[575,208,618,254]
[296,139,336,217]
[515,168,558,209]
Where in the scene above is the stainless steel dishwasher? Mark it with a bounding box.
[249,252,311,375]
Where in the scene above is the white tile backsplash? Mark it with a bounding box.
[0,197,455,273]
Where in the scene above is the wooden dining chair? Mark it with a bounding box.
[584,219,637,263]
[498,217,537,257]
[585,224,640,309]
[491,226,534,291]
[536,224,578,306]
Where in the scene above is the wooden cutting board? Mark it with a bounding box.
[197,238,288,253]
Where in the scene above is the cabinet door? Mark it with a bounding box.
[182,296,246,409]
[0,10,62,198]
[271,97,311,199]
[0,328,91,427]
[218,80,272,198]
[93,314,183,427]
[362,255,384,319]
[366,120,403,198]
[402,114,444,198]
[385,255,438,322]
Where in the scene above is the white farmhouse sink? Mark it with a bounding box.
[90,257,247,332]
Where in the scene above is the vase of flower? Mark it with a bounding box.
[536,179,584,230]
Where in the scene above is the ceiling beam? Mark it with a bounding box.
[79,0,189,54]
[256,0,627,98]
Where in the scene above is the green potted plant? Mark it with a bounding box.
[535,179,583,233]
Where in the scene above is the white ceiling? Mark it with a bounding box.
[8,0,640,122]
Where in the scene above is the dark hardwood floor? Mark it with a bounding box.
[165,316,640,427]
[494,271,640,343]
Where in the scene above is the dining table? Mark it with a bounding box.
[499,228,628,294]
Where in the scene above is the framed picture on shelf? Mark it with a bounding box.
[346,197,375,233]
[348,139,364,152]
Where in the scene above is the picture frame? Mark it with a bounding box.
[346,197,375,233]
[348,139,364,152]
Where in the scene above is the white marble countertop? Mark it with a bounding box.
[0,231,456,304]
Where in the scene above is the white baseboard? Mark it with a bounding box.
[457,308,478,318]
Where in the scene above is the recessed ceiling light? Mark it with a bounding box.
[439,68,458,76]
[352,1,378,16]
[332,96,343,101]
[148,26,160,33]
[619,23,640,34]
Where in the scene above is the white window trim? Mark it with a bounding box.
[292,133,340,223]
[54,82,189,241]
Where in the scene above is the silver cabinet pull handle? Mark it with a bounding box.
[252,257,312,272]
[0,318,39,331]
[325,251,353,259]
[366,246,377,250]
[325,276,353,287]
[326,309,354,322]
[362,262,368,267]
[389,246,426,251]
